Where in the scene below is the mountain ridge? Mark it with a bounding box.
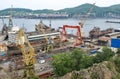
[0,3,120,18]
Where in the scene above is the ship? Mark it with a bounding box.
[7,21,61,56]
[89,27,114,38]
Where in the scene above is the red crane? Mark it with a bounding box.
[61,25,82,46]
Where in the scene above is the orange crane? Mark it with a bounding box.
[61,25,82,46]
[17,29,36,78]
[79,3,95,36]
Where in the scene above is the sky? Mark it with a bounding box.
[0,0,120,10]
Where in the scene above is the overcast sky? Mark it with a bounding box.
[0,0,120,10]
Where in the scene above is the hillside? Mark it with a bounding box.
[51,47,120,79]
[0,3,120,18]
[60,61,119,79]
[58,3,101,15]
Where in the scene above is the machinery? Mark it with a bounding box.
[61,25,82,46]
[36,21,53,52]
[79,3,95,36]
[17,29,36,78]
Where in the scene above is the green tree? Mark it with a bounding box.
[93,51,103,63]
[52,49,94,76]
[81,55,93,68]
[71,49,84,70]
[116,48,120,56]
[93,47,114,63]
[102,47,114,60]
[52,53,73,76]
[32,76,39,79]
[71,49,93,70]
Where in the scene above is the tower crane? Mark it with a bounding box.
[17,29,36,78]
[36,21,53,52]
[79,3,95,37]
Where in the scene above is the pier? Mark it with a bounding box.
[106,21,120,24]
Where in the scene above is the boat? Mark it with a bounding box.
[89,27,114,38]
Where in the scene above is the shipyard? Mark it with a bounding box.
[0,1,120,79]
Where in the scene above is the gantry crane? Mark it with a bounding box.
[61,25,82,46]
[79,3,95,36]
[36,21,53,52]
[17,29,36,78]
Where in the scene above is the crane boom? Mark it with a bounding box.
[79,3,95,37]
[17,29,36,78]
[81,3,95,26]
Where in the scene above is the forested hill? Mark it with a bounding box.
[0,3,120,18]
